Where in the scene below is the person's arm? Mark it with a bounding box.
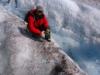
[43,16,49,30]
[28,16,42,37]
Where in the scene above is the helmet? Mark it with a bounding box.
[36,6,43,12]
[35,6,44,17]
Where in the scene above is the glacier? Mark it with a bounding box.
[0,0,100,75]
[0,5,86,75]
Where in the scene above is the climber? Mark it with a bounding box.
[25,6,51,42]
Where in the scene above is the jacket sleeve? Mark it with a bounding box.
[43,16,49,29]
[28,15,42,36]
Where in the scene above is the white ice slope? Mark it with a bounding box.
[0,0,100,75]
[0,6,86,75]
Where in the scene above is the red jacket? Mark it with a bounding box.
[27,9,49,37]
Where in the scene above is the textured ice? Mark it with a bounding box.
[0,0,100,75]
[0,5,86,75]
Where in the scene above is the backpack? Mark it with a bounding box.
[24,11,32,32]
[24,11,32,23]
[24,10,35,30]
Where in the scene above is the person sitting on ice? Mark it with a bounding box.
[25,6,51,42]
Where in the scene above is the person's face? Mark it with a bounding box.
[36,10,43,16]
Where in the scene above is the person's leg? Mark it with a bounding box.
[38,24,45,31]
[45,28,51,42]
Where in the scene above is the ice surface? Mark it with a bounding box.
[0,0,100,75]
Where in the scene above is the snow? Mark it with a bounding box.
[0,0,100,75]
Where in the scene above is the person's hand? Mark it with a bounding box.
[25,22,28,25]
[41,31,45,38]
